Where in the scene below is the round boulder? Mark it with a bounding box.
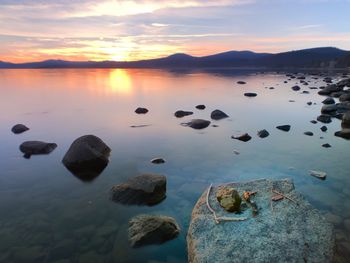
[174,110,193,118]
[183,119,211,130]
[62,135,111,181]
[135,107,148,114]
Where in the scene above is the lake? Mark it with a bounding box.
[0,68,349,263]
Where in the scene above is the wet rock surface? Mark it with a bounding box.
[110,174,166,206]
[19,141,57,158]
[210,109,229,120]
[231,133,252,142]
[174,110,193,118]
[183,119,211,129]
[129,215,180,248]
[276,125,291,132]
[135,107,149,114]
[187,179,335,263]
[11,124,29,134]
[62,135,111,181]
[257,129,269,138]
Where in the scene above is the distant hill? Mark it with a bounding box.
[0,47,349,69]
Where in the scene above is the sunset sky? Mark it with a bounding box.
[0,0,349,63]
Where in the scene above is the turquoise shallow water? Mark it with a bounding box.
[0,68,349,263]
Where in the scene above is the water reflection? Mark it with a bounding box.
[108,69,133,95]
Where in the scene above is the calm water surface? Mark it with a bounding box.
[0,69,349,263]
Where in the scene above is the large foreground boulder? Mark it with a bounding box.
[129,214,180,248]
[110,174,166,205]
[62,135,111,181]
[187,179,334,263]
[19,141,57,158]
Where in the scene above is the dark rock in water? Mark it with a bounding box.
[309,87,318,90]
[195,104,206,110]
[231,133,252,142]
[291,85,301,91]
[62,135,111,181]
[135,107,148,114]
[322,97,335,105]
[244,92,257,97]
[110,174,166,205]
[216,187,241,212]
[324,77,332,83]
[335,129,350,140]
[212,124,219,127]
[183,119,211,130]
[210,109,229,120]
[269,87,275,89]
[337,102,350,113]
[289,100,295,102]
[257,129,269,138]
[151,158,165,164]
[321,105,338,114]
[276,125,291,132]
[187,179,335,263]
[237,81,246,84]
[11,124,29,134]
[336,78,350,88]
[339,93,350,102]
[302,90,310,94]
[317,114,332,124]
[307,101,312,106]
[342,111,350,127]
[174,110,193,118]
[321,126,328,132]
[20,141,57,159]
[322,143,331,148]
[304,131,314,136]
[129,215,180,248]
[318,84,343,96]
[310,120,317,124]
[330,91,343,98]
[297,76,306,80]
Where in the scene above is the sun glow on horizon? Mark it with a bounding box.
[107,69,132,95]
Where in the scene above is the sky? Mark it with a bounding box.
[0,0,349,63]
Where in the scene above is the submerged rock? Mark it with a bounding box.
[135,107,148,114]
[276,125,291,132]
[195,105,206,110]
[19,141,57,158]
[187,179,334,263]
[216,187,241,212]
[231,133,252,142]
[257,129,269,138]
[244,92,257,97]
[321,126,328,132]
[62,135,111,181]
[183,119,211,130]
[307,101,312,106]
[110,174,166,206]
[291,85,300,91]
[211,110,229,120]
[322,143,332,148]
[309,170,327,180]
[174,110,193,118]
[11,124,29,134]
[129,214,180,248]
[310,120,317,124]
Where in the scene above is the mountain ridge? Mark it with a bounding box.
[0,47,349,69]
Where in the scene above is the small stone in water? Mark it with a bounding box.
[309,170,327,180]
[304,131,313,136]
[310,120,317,124]
[151,158,166,164]
[320,126,328,132]
[322,143,331,148]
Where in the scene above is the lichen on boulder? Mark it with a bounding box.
[216,187,242,212]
